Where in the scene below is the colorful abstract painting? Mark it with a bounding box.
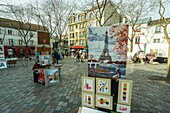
[88,25,128,79]
[96,94,113,110]
[82,92,95,108]
[82,76,95,93]
[96,78,111,95]
[118,80,133,105]
[117,104,131,113]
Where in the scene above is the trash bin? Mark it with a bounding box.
[33,70,40,83]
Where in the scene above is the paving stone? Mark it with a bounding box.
[58,101,64,106]
[55,106,62,111]
[0,58,169,113]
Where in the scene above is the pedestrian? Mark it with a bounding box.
[55,51,59,64]
[32,60,41,71]
[80,53,84,62]
[76,50,80,62]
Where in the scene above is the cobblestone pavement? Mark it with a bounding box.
[0,58,170,113]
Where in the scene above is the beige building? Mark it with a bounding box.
[67,2,126,54]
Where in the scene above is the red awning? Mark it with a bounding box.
[71,45,84,49]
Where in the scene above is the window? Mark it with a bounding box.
[19,39,23,45]
[76,32,78,37]
[153,39,160,43]
[30,40,34,46]
[155,26,161,33]
[0,29,2,34]
[75,25,78,29]
[18,31,22,36]
[7,48,13,56]
[80,32,84,37]
[78,15,80,21]
[8,30,12,35]
[70,33,74,38]
[89,13,93,19]
[9,39,13,45]
[84,13,86,20]
[74,17,76,22]
[135,36,140,44]
[20,48,23,54]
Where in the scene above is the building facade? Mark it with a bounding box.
[128,17,170,58]
[0,18,47,58]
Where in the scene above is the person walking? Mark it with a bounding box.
[76,50,80,62]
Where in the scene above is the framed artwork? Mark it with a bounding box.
[82,76,95,93]
[82,92,95,108]
[95,94,113,110]
[96,78,111,95]
[81,106,107,113]
[116,104,131,113]
[118,80,133,105]
[44,68,59,86]
[88,25,128,79]
[39,55,50,65]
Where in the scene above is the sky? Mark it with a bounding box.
[0,0,170,20]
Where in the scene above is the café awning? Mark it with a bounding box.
[71,45,84,49]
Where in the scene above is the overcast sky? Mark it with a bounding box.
[0,0,170,20]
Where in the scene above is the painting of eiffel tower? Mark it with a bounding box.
[99,31,112,62]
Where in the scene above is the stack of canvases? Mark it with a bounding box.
[81,76,133,113]
[117,79,133,113]
[82,76,113,111]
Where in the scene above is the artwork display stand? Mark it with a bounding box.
[39,55,50,65]
[81,25,133,113]
[44,68,59,86]
[0,45,7,69]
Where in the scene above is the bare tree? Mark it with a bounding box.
[31,0,77,50]
[0,27,6,44]
[119,0,156,53]
[80,0,121,27]
[4,4,34,57]
[158,0,170,81]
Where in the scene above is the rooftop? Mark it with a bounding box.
[0,17,48,31]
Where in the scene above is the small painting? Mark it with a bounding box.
[82,92,95,108]
[96,94,113,110]
[96,78,111,95]
[39,55,50,65]
[82,76,95,93]
[118,80,133,105]
[117,104,131,113]
[44,68,59,86]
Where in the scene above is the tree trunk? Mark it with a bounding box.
[25,44,29,58]
[130,40,133,53]
[166,45,170,81]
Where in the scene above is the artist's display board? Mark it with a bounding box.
[83,25,133,113]
[88,25,128,79]
[0,45,7,69]
[39,55,50,65]
[117,79,133,113]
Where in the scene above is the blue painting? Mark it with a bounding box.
[88,25,128,79]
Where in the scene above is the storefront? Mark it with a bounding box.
[70,45,85,57]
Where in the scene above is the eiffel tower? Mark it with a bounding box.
[99,31,112,62]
